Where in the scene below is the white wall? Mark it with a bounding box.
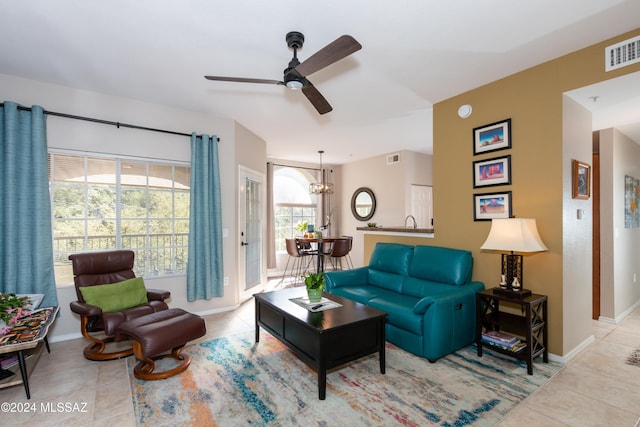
[340,150,433,266]
[561,96,594,354]
[0,73,264,341]
[599,127,640,321]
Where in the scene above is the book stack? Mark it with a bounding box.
[0,354,18,369]
[481,330,526,353]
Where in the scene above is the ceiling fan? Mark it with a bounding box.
[205,31,362,115]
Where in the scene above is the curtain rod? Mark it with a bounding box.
[1,103,220,142]
[269,162,320,172]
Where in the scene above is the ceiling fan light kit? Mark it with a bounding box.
[285,80,303,90]
[205,31,362,114]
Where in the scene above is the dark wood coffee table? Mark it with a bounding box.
[254,287,387,400]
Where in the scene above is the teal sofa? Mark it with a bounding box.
[325,242,484,361]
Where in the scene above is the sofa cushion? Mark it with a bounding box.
[367,293,423,335]
[368,269,405,293]
[402,277,456,298]
[325,267,368,290]
[409,245,473,286]
[369,243,413,276]
[328,285,380,305]
[80,277,148,313]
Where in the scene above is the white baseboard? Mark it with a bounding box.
[48,332,83,343]
[598,298,640,324]
[192,305,239,317]
[47,306,239,344]
[551,334,596,364]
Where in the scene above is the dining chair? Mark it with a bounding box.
[278,238,315,286]
[326,238,353,270]
[342,235,354,269]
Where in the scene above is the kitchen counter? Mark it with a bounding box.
[356,226,434,238]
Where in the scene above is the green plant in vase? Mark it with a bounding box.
[302,271,325,303]
[295,221,309,236]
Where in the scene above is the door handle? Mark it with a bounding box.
[241,241,248,246]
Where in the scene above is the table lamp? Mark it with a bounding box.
[480,218,548,298]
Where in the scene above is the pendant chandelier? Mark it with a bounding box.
[309,150,334,194]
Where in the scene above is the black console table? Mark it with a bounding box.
[476,289,547,375]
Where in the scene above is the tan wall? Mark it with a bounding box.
[366,28,640,357]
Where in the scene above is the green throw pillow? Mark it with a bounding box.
[80,277,148,313]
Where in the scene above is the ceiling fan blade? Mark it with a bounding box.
[205,76,284,85]
[302,81,333,115]
[295,35,362,77]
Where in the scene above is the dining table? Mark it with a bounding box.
[296,236,344,273]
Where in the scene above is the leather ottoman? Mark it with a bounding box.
[117,308,206,380]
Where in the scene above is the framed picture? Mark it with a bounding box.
[572,160,591,199]
[474,191,512,221]
[624,175,640,228]
[473,155,511,188]
[473,118,511,155]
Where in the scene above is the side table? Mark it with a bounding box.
[476,289,547,375]
[0,306,59,398]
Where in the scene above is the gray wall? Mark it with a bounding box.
[599,127,640,321]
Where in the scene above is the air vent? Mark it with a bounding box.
[605,35,640,72]
[386,153,400,165]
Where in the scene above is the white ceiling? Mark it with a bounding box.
[566,71,640,143]
[1,1,639,164]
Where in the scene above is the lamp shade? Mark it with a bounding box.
[480,218,548,253]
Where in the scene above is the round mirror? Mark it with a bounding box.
[351,187,376,221]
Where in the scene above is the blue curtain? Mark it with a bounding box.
[0,101,58,307]
[187,133,223,301]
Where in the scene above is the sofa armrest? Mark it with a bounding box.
[413,281,484,315]
[147,289,171,301]
[325,267,369,290]
[413,297,435,314]
[70,300,102,317]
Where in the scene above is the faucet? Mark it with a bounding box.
[404,215,417,229]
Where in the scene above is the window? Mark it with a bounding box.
[273,167,317,252]
[49,152,190,284]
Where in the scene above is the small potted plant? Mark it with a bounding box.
[295,221,309,237]
[302,271,325,303]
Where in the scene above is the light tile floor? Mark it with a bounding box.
[1,297,639,426]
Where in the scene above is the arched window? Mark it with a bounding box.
[273,167,317,252]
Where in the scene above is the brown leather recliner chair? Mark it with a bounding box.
[69,250,170,361]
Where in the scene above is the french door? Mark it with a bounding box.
[239,167,265,300]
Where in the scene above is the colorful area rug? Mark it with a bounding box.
[128,332,562,426]
[627,348,640,366]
